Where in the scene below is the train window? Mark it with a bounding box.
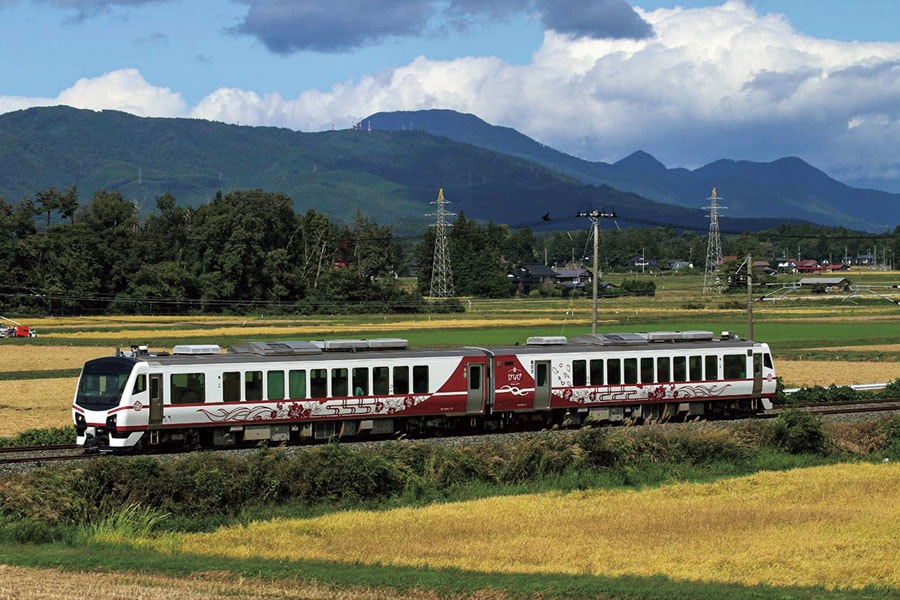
[724,355,747,379]
[394,366,410,394]
[267,371,285,400]
[288,369,306,399]
[640,357,654,383]
[764,353,773,369]
[657,357,670,382]
[573,360,587,386]
[590,359,603,385]
[353,367,368,396]
[673,357,687,382]
[132,374,147,394]
[705,356,718,380]
[332,368,349,397]
[171,372,205,404]
[624,358,637,384]
[373,367,389,395]
[606,359,621,385]
[246,371,263,401]
[223,372,241,402]
[689,356,703,381]
[310,369,328,398]
[536,363,547,387]
[413,365,429,394]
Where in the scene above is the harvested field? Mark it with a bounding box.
[0,378,77,436]
[0,565,430,600]
[776,360,900,388]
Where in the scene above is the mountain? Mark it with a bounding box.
[367,109,900,232]
[0,106,785,235]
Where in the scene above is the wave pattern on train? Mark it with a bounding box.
[72,331,777,453]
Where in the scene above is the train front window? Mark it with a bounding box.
[75,357,135,410]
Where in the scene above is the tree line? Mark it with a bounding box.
[1,187,896,315]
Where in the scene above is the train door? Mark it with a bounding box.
[466,363,485,414]
[534,360,551,410]
[149,374,163,429]
[752,353,763,397]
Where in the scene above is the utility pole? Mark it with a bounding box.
[576,208,616,334]
[747,253,753,340]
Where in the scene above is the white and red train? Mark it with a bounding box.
[72,331,777,452]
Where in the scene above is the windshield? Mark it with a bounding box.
[75,357,136,410]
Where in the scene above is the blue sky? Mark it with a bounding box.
[3,0,900,192]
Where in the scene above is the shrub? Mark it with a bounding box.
[494,433,575,484]
[0,427,75,448]
[771,409,827,455]
[670,429,752,464]
[574,428,620,468]
[876,416,900,460]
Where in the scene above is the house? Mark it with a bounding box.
[555,268,591,290]
[508,263,560,294]
[855,253,876,266]
[666,259,693,271]
[629,255,657,270]
[776,258,798,273]
[797,277,852,292]
[752,260,776,275]
[796,259,824,273]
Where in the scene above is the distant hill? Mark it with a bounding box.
[0,106,786,235]
[367,109,900,232]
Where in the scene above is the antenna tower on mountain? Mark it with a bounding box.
[703,187,726,294]
[428,188,455,298]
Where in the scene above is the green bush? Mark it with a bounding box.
[574,428,620,468]
[0,427,75,448]
[670,429,752,464]
[876,416,900,460]
[494,433,574,484]
[771,409,827,455]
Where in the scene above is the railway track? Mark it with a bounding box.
[769,397,900,417]
[0,444,92,466]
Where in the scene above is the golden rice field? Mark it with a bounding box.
[160,462,899,591]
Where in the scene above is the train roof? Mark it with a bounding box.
[106,331,765,368]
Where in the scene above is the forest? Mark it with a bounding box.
[1,186,897,315]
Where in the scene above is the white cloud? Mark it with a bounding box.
[4,2,900,183]
[55,69,187,116]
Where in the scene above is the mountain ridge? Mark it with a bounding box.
[366,109,899,232]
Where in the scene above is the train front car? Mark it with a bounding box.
[72,350,149,452]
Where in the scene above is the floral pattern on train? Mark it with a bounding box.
[197,394,432,423]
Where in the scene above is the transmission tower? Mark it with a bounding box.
[703,187,726,294]
[428,188,455,298]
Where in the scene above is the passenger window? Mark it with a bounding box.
[724,355,747,379]
[607,359,621,385]
[245,371,263,401]
[689,356,703,381]
[171,372,205,404]
[373,367,390,395]
[573,360,587,386]
[624,358,637,384]
[394,366,409,394]
[267,371,285,400]
[288,369,306,399]
[590,359,603,385]
[640,357,654,383]
[705,356,718,380]
[352,367,368,396]
[310,369,328,398]
[223,371,241,402]
[132,374,147,394]
[657,357,670,382]
[673,357,687,382]
[413,365,429,394]
[332,368,349,397]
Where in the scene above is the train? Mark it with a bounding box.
[72,330,777,453]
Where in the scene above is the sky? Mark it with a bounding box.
[3,0,900,192]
